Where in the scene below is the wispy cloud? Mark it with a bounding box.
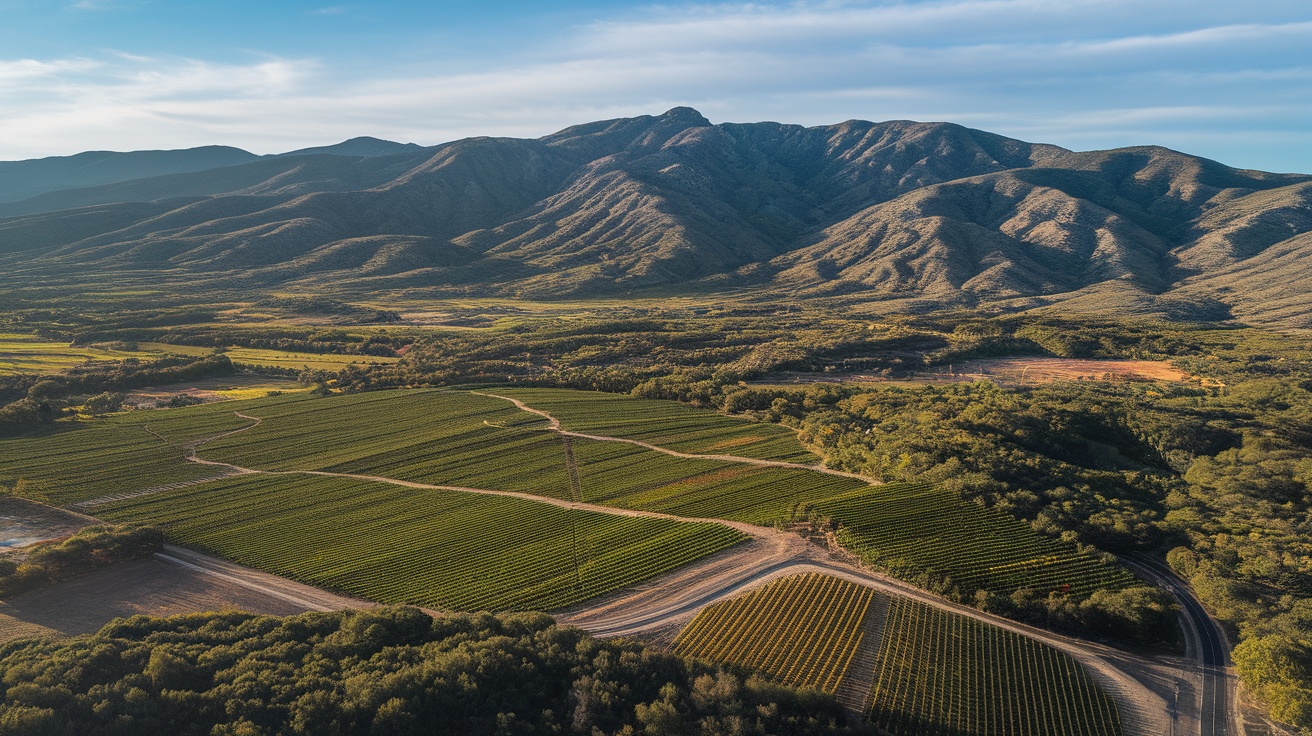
[0,0,1308,171]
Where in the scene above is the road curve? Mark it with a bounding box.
[111,399,1191,736]
[1124,554,1233,736]
[472,391,879,485]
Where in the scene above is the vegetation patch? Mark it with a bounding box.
[0,525,163,598]
[496,387,819,463]
[0,607,856,736]
[674,573,875,694]
[868,597,1122,736]
[815,483,1134,598]
[95,473,747,611]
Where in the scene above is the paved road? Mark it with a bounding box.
[1125,553,1231,736]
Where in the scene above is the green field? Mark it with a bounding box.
[139,343,402,370]
[3,388,1134,601]
[96,473,746,611]
[201,390,575,500]
[568,438,867,524]
[818,484,1136,597]
[673,573,874,693]
[0,333,157,375]
[0,402,264,504]
[495,387,819,463]
[869,598,1121,735]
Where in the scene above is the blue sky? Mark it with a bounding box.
[1,0,1309,172]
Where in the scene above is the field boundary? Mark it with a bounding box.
[108,401,1185,735]
[472,391,879,485]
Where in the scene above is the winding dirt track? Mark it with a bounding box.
[81,394,1217,736]
[472,391,878,484]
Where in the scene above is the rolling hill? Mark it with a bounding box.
[1,108,1309,326]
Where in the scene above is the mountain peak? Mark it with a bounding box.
[659,107,711,127]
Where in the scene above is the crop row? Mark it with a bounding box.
[673,573,875,693]
[0,402,257,504]
[868,598,1122,736]
[818,484,1135,597]
[96,473,747,611]
[570,438,868,524]
[496,388,818,463]
[200,390,576,500]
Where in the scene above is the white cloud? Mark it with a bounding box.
[0,0,1307,172]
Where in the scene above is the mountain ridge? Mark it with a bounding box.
[1,108,1309,327]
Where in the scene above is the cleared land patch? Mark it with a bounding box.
[496,387,819,463]
[95,473,747,611]
[818,484,1135,597]
[673,573,876,694]
[0,557,325,644]
[868,597,1122,736]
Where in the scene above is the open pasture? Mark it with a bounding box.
[95,473,746,611]
[819,484,1134,597]
[868,598,1121,735]
[0,333,157,375]
[138,343,401,370]
[673,573,876,694]
[496,387,819,463]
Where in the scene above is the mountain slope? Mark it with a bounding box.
[0,146,259,204]
[0,109,1309,326]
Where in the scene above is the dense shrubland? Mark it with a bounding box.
[0,525,164,598]
[0,607,856,736]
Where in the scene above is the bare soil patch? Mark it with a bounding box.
[122,374,302,409]
[0,497,94,549]
[0,551,367,644]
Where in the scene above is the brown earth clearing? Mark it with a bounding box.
[0,545,370,644]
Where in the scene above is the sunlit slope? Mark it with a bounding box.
[674,574,1122,735]
[673,573,875,694]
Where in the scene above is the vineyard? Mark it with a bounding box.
[95,473,747,611]
[868,598,1122,736]
[0,401,262,505]
[568,438,868,524]
[496,388,819,463]
[673,574,876,694]
[818,484,1135,597]
[201,390,576,500]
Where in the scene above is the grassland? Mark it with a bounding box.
[818,484,1136,597]
[95,473,746,611]
[0,333,157,375]
[673,574,875,693]
[868,598,1121,735]
[496,387,819,463]
[139,343,401,370]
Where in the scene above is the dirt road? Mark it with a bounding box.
[69,394,1214,736]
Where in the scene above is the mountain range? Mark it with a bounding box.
[1,108,1309,327]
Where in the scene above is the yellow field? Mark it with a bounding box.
[0,334,157,375]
